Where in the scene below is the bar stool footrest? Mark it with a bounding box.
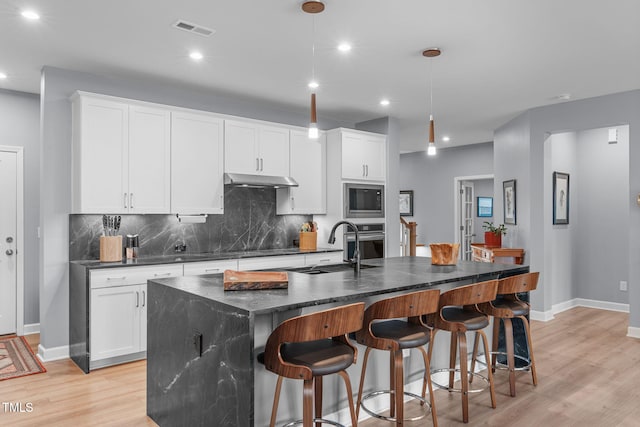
[431,368,491,393]
[475,352,532,371]
[360,389,431,422]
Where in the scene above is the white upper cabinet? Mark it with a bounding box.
[171,111,224,214]
[277,130,326,214]
[224,119,290,176]
[71,92,171,214]
[341,130,386,182]
[72,95,128,214]
[128,105,171,213]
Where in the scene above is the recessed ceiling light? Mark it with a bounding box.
[555,93,571,101]
[379,99,390,106]
[308,81,319,89]
[21,10,40,20]
[337,43,352,52]
[189,51,204,61]
[442,136,450,142]
[0,72,7,80]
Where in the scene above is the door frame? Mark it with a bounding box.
[0,146,24,336]
[453,174,494,256]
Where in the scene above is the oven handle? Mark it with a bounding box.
[344,233,385,242]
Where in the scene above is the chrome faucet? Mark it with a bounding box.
[328,220,361,274]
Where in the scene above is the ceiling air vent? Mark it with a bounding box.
[173,20,215,37]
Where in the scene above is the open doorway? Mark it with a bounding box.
[453,174,494,260]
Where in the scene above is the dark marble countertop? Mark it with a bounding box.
[69,247,343,269]
[149,257,529,315]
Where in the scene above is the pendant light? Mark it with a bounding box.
[303,1,324,139]
[423,48,441,155]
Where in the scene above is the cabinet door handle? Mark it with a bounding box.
[366,165,369,176]
[256,158,260,171]
[204,268,221,273]
[362,165,366,176]
[260,158,264,171]
[107,276,126,281]
[136,291,140,308]
[124,193,128,209]
[291,196,295,210]
[142,290,146,307]
[153,272,172,277]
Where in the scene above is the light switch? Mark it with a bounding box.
[608,128,618,144]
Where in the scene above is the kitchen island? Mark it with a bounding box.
[146,256,528,427]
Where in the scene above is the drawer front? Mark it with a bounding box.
[237,255,305,271]
[304,252,344,266]
[90,264,183,289]
[183,260,238,276]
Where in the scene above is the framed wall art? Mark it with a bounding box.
[399,190,414,216]
[503,180,517,225]
[477,196,493,218]
[553,172,570,224]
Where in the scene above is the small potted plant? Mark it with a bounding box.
[482,221,506,248]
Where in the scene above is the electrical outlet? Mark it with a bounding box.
[620,281,628,291]
[402,349,410,358]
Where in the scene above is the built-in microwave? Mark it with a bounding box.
[344,183,385,218]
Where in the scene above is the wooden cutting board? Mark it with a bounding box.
[223,270,289,291]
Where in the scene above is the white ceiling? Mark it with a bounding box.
[1,0,639,152]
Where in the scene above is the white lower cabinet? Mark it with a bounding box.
[304,252,344,266]
[88,265,181,368]
[90,284,145,363]
[237,255,306,271]
[183,259,238,276]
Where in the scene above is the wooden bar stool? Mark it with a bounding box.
[425,280,498,423]
[355,289,440,427]
[259,302,365,427]
[472,272,539,397]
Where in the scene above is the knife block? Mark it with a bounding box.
[100,235,123,262]
[299,232,317,251]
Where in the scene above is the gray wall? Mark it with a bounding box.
[545,132,578,305]
[575,126,629,303]
[399,142,493,244]
[0,89,40,325]
[39,66,353,352]
[494,89,640,328]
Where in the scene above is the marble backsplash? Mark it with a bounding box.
[69,187,311,260]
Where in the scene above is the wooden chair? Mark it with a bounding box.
[355,289,440,427]
[260,302,365,427]
[426,280,498,423]
[473,272,539,397]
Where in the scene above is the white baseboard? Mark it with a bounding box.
[530,310,554,322]
[627,327,640,339]
[22,323,40,335]
[575,298,629,313]
[38,344,69,362]
[532,298,630,323]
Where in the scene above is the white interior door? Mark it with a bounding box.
[0,150,17,334]
[459,181,475,260]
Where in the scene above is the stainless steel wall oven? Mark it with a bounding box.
[343,223,385,261]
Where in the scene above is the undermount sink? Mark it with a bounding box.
[286,263,378,275]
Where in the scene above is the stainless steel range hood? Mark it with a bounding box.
[223,173,299,188]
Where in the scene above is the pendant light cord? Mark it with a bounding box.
[429,59,433,116]
[311,15,316,82]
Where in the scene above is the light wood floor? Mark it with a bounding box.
[1,307,639,426]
